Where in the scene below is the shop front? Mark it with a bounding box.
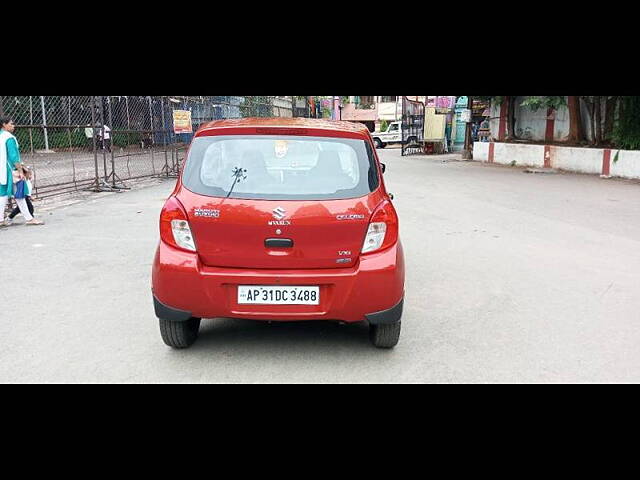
[423,96,456,153]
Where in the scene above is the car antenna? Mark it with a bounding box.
[226,166,247,198]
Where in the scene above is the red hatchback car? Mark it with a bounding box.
[152,118,405,348]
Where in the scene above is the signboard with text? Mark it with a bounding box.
[435,96,456,114]
[173,109,193,134]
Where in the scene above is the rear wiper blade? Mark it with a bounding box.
[226,166,247,198]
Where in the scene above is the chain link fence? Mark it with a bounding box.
[0,95,307,200]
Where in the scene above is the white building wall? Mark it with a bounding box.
[377,101,401,121]
[610,150,640,179]
[552,103,570,141]
[489,102,501,140]
[513,100,548,141]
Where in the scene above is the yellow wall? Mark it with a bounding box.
[423,107,446,141]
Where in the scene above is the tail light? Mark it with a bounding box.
[361,200,399,254]
[160,196,196,252]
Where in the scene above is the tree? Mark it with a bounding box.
[239,96,273,118]
[612,96,640,150]
[603,96,620,144]
[476,96,518,140]
[520,96,566,111]
[476,95,636,149]
[567,96,583,143]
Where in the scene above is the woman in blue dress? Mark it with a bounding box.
[1,116,43,226]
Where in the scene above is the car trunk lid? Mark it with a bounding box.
[180,194,381,269]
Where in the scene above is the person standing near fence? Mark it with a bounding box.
[0,117,44,226]
[5,165,35,225]
[98,124,112,153]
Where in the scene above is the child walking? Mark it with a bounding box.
[0,116,43,226]
[5,164,35,225]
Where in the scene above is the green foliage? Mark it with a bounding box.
[14,128,91,151]
[112,132,144,148]
[380,119,389,132]
[239,96,274,117]
[13,127,149,151]
[612,96,640,150]
[476,96,502,104]
[520,96,566,111]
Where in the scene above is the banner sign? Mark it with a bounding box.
[173,110,193,134]
[435,96,456,113]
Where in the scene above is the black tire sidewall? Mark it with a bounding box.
[159,317,201,348]
[369,321,401,348]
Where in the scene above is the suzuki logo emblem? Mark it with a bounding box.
[272,207,286,220]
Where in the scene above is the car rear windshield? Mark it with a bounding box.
[181,135,379,200]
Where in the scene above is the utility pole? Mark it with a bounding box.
[40,96,51,152]
[395,96,398,121]
[462,96,474,160]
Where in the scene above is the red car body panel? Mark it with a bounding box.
[152,240,404,322]
[152,118,404,323]
[183,194,385,270]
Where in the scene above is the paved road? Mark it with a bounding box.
[2,148,640,383]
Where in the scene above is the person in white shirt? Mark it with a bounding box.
[99,124,112,152]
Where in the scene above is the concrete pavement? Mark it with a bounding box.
[1,148,639,383]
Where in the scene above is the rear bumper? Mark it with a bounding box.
[152,240,405,323]
[365,298,403,325]
[153,296,192,322]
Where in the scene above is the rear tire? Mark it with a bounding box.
[374,138,383,149]
[159,317,201,349]
[369,321,401,348]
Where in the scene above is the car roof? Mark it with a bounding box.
[196,117,372,139]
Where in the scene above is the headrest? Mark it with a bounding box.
[315,151,342,174]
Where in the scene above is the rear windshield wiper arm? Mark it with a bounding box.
[226,166,247,198]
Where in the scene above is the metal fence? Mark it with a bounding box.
[401,96,425,156]
[0,95,306,200]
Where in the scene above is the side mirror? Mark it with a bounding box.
[380,163,386,173]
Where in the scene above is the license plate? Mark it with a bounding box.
[237,286,320,305]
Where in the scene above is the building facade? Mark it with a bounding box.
[340,96,427,131]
